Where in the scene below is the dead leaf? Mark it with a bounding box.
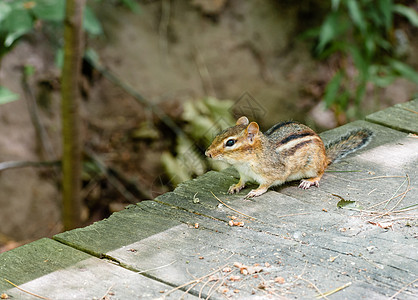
[274,277,285,284]
[246,265,263,274]
[229,275,241,281]
[368,221,393,229]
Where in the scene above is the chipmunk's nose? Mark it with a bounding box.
[205,149,212,158]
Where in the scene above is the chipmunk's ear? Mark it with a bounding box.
[236,116,249,126]
[246,122,259,144]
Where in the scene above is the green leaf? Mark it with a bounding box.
[0,2,12,23]
[5,28,29,47]
[364,36,376,58]
[337,199,356,208]
[355,81,366,106]
[347,0,366,32]
[83,6,103,35]
[348,46,368,77]
[24,64,36,77]
[121,0,141,14]
[369,65,396,87]
[333,194,358,209]
[389,59,418,84]
[84,48,99,66]
[323,71,343,107]
[316,12,340,53]
[32,0,65,22]
[55,48,64,69]
[338,90,350,110]
[331,0,341,11]
[0,86,19,105]
[393,4,418,27]
[377,0,393,30]
[2,8,33,47]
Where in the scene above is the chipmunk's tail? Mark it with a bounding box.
[326,129,374,164]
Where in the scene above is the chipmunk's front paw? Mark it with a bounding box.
[228,183,245,194]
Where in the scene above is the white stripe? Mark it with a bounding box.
[275,136,321,153]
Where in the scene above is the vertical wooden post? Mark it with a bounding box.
[61,0,85,230]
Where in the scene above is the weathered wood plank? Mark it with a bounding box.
[0,238,89,291]
[54,193,417,298]
[365,99,418,133]
[0,238,193,299]
[54,204,183,255]
[53,117,417,299]
[55,202,240,299]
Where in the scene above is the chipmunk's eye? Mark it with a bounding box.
[225,139,236,147]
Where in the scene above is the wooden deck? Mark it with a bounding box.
[1,100,417,299]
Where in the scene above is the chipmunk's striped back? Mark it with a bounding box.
[266,121,324,157]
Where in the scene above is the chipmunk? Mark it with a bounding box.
[205,116,373,198]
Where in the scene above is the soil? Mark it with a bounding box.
[0,0,417,251]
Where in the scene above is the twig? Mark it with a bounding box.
[397,203,418,211]
[193,46,216,97]
[181,281,199,300]
[136,260,176,275]
[84,52,187,140]
[21,68,57,162]
[367,188,412,210]
[276,212,311,219]
[159,0,170,59]
[164,263,229,298]
[384,175,408,209]
[298,277,328,300]
[291,261,308,284]
[80,176,100,200]
[358,175,405,180]
[210,191,257,220]
[206,271,232,300]
[205,279,220,300]
[325,170,362,173]
[3,278,51,300]
[367,187,413,222]
[389,278,417,300]
[367,188,377,195]
[391,206,418,213]
[0,160,60,172]
[198,277,212,299]
[402,107,418,114]
[100,284,114,300]
[316,282,351,299]
[84,147,149,202]
[384,215,417,222]
[389,174,411,212]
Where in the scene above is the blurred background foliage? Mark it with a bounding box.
[0,0,417,249]
[306,0,418,121]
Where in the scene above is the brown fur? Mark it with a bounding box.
[205,117,373,198]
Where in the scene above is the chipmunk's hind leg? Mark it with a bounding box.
[298,173,323,189]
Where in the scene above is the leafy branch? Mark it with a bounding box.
[309,0,418,121]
